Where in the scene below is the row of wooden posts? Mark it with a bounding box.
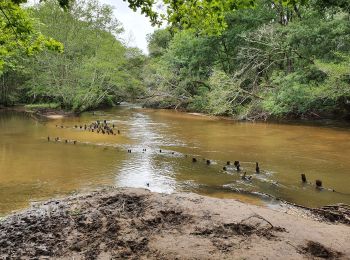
[48,136,77,144]
[301,173,323,189]
[192,156,325,189]
[191,157,260,173]
[47,135,326,190]
[55,120,121,135]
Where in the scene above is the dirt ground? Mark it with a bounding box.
[0,188,349,259]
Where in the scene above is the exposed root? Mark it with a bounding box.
[192,214,286,252]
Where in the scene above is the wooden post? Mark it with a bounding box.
[192,158,197,163]
[301,174,307,183]
[256,162,260,174]
[316,180,322,188]
[226,161,230,165]
[206,160,211,165]
[234,161,240,171]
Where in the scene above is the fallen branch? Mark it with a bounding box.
[240,214,274,229]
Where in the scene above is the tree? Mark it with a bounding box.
[147,29,172,58]
[0,0,63,73]
[143,0,350,119]
[1,0,311,74]
[14,0,145,111]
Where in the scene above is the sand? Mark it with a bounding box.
[0,188,349,259]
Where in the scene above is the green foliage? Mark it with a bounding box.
[1,0,349,119]
[314,0,350,13]
[0,0,310,79]
[144,0,350,120]
[147,29,172,58]
[263,73,318,116]
[206,70,242,116]
[143,30,219,110]
[159,0,308,35]
[24,102,60,109]
[21,0,146,112]
[262,53,350,117]
[0,0,63,74]
[1,0,146,111]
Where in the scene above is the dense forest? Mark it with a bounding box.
[0,0,349,119]
[0,0,145,111]
[143,0,350,120]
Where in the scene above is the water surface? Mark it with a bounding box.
[1,105,350,215]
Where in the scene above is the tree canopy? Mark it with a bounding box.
[0,0,145,109]
[0,0,313,74]
[143,0,350,119]
[1,0,349,119]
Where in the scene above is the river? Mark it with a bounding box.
[1,104,350,215]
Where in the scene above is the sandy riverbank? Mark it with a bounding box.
[0,188,349,259]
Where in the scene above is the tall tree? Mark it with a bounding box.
[8,0,145,111]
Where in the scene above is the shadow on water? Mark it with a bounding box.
[0,105,350,215]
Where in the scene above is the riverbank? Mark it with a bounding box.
[142,97,350,122]
[1,188,349,259]
[2,103,350,124]
[0,105,76,119]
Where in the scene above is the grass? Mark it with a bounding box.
[24,103,61,110]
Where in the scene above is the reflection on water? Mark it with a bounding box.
[0,105,350,215]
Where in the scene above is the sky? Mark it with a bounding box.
[99,0,158,54]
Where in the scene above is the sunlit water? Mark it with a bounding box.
[1,104,350,215]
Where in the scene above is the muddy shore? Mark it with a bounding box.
[1,188,349,259]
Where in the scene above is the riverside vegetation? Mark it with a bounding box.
[0,0,349,120]
[1,1,350,258]
[142,0,350,120]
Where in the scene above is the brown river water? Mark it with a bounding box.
[1,104,350,215]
